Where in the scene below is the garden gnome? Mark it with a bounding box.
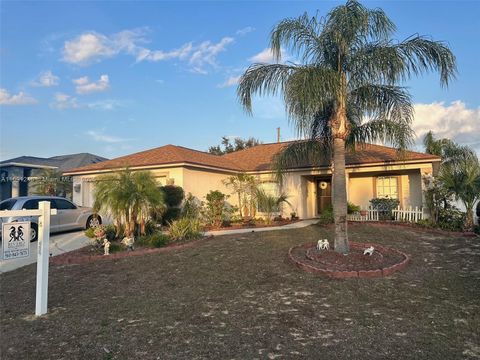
[121,236,135,251]
[103,238,111,256]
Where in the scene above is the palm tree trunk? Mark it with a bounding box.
[332,137,349,253]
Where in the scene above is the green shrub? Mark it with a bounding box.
[474,225,480,235]
[168,218,203,242]
[149,233,170,248]
[85,227,95,238]
[202,190,229,228]
[162,208,182,225]
[182,193,201,219]
[105,224,117,241]
[416,219,436,228]
[144,220,159,235]
[108,242,122,253]
[318,206,334,225]
[437,207,465,232]
[160,185,185,207]
[347,202,361,214]
[369,198,400,220]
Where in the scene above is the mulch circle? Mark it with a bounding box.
[289,242,410,279]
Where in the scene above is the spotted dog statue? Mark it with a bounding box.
[317,239,330,251]
[363,246,375,256]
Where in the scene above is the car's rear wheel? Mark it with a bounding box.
[86,215,102,229]
[30,223,38,242]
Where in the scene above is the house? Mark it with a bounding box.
[63,142,441,219]
[0,153,107,201]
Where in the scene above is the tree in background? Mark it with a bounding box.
[238,0,456,253]
[208,136,262,155]
[32,169,71,198]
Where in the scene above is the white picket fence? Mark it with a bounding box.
[347,206,426,223]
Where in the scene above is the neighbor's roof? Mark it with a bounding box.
[0,153,108,172]
[64,142,440,175]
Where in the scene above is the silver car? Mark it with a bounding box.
[0,196,101,241]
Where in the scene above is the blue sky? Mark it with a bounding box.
[1,0,479,160]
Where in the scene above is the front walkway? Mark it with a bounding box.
[204,219,319,236]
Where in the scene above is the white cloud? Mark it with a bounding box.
[413,101,480,153]
[87,99,124,110]
[73,74,110,94]
[50,92,80,109]
[86,130,131,143]
[0,88,37,105]
[189,37,234,74]
[31,70,60,87]
[249,47,289,63]
[62,28,234,73]
[236,26,255,36]
[218,75,241,88]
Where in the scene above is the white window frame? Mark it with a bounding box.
[376,176,399,199]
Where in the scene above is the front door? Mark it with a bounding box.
[317,180,332,214]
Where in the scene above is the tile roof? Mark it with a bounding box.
[64,142,440,174]
[0,153,108,172]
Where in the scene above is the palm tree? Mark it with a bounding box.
[237,0,456,253]
[94,169,165,236]
[32,169,71,197]
[222,173,259,219]
[256,189,290,224]
[439,151,480,232]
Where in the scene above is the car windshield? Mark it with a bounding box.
[0,199,17,210]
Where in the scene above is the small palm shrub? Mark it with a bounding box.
[168,218,203,242]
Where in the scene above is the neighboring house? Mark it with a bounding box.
[0,153,107,201]
[63,142,440,219]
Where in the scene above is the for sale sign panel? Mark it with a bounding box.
[2,222,30,260]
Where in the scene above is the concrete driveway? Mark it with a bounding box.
[0,230,90,273]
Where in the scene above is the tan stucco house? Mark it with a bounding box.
[63,142,441,219]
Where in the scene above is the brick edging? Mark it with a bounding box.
[50,236,214,266]
[288,242,410,279]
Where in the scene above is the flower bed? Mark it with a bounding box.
[288,242,410,279]
[204,218,300,231]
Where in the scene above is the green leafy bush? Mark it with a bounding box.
[160,185,185,207]
[347,202,361,214]
[108,242,122,253]
[182,193,202,219]
[369,198,400,220]
[437,207,465,231]
[202,190,229,228]
[85,227,95,238]
[149,233,170,248]
[162,208,182,225]
[318,206,334,225]
[105,224,117,241]
[168,218,203,242]
[144,220,159,236]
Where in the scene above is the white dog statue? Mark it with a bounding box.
[121,236,135,251]
[363,246,375,256]
[103,238,111,256]
[317,239,330,251]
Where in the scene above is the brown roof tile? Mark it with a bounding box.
[65,142,440,174]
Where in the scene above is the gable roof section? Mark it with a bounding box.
[64,142,440,175]
[64,145,243,174]
[223,142,441,171]
[0,153,108,172]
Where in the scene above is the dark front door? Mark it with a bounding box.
[317,179,332,214]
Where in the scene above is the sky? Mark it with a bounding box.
[1,0,479,161]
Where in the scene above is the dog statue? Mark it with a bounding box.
[121,236,135,251]
[317,239,330,251]
[363,246,375,256]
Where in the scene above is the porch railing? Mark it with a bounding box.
[347,206,426,223]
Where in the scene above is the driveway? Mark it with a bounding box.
[0,230,90,273]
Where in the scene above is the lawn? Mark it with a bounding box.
[1,223,479,359]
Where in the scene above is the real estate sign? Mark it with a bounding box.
[2,221,30,260]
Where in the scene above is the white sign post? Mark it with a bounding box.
[0,201,56,316]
